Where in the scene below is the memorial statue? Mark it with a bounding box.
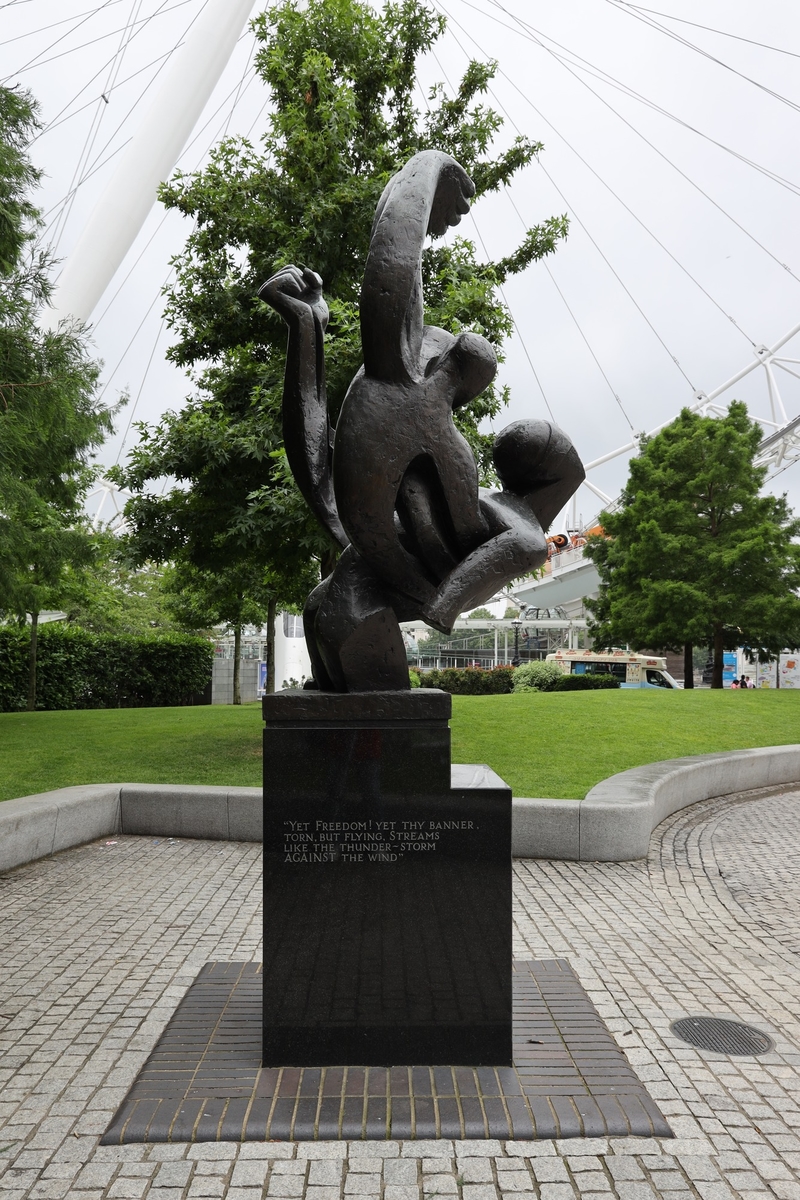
[261,150,584,692]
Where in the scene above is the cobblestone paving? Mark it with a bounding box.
[1,786,800,1199]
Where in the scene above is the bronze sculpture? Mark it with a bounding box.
[261,150,584,692]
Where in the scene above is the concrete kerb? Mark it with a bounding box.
[515,742,800,861]
[1,744,799,873]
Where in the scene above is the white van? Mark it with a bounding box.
[546,649,680,689]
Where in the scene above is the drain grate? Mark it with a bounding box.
[671,1016,774,1056]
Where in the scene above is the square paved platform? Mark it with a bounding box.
[102,960,671,1143]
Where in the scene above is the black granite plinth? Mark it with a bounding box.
[262,690,512,1067]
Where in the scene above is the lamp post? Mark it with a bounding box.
[511,618,522,667]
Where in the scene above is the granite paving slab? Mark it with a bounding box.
[101,959,671,1143]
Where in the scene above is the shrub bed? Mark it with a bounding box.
[0,624,213,712]
[512,661,563,692]
[417,665,514,695]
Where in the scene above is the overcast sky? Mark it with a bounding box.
[4,0,800,528]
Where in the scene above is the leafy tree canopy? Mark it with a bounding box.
[114,0,567,647]
[585,402,800,687]
[0,84,117,707]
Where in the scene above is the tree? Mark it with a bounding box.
[585,402,800,687]
[160,556,316,702]
[113,0,567,687]
[57,535,190,636]
[0,86,116,709]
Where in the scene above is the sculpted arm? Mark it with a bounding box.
[259,266,348,549]
[360,151,474,382]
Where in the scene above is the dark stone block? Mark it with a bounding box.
[389,1098,413,1139]
[461,1096,487,1137]
[483,1096,511,1138]
[293,1097,318,1140]
[433,1066,455,1095]
[263,690,512,1067]
[170,1099,203,1142]
[267,1097,295,1140]
[638,1094,674,1137]
[243,1097,271,1141]
[573,1095,607,1139]
[550,1095,582,1139]
[340,1096,365,1139]
[263,689,452,802]
[412,1095,436,1138]
[365,1097,388,1138]
[595,1094,629,1135]
[317,1096,341,1137]
[437,1097,462,1138]
[220,1098,250,1141]
[122,1099,162,1144]
[323,1068,344,1097]
[262,688,451,724]
[505,1095,535,1139]
[527,1096,559,1140]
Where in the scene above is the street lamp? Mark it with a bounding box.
[511,617,522,667]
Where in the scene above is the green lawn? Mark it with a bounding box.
[1,689,799,803]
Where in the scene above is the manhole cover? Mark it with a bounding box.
[671,1016,774,1056]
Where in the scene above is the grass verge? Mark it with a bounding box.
[0,689,798,803]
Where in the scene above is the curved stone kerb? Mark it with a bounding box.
[578,744,800,861]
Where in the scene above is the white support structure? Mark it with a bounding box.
[580,318,800,510]
[43,0,257,330]
[85,477,133,532]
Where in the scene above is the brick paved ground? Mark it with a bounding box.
[1,784,799,1200]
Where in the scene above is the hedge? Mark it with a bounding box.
[552,672,620,691]
[0,624,214,712]
[417,666,514,695]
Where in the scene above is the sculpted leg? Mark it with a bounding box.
[421,493,548,633]
[302,578,337,692]
[311,548,411,692]
[421,420,584,633]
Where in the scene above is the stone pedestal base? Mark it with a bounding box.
[262,689,512,1067]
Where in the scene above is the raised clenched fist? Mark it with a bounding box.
[259,265,328,330]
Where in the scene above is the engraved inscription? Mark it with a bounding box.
[281,818,476,863]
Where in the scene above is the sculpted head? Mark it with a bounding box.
[493,420,553,494]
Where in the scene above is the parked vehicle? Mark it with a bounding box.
[546,649,681,689]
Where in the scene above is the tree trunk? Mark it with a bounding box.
[233,623,242,705]
[26,610,39,712]
[266,598,277,694]
[711,625,724,689]
[683,641,694,689]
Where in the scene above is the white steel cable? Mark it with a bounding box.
[618,3,800,60]
[478,0,800,288]
[5,1,127,43]
[29,0,209,143]
[48,0,148,256]
[606,0,800,116]
[470,1,800,198]
[426,46,557,421]
[4,0,199,77]
[433,20,699,395]
[438,1,759,347]
[5,0,119,79]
